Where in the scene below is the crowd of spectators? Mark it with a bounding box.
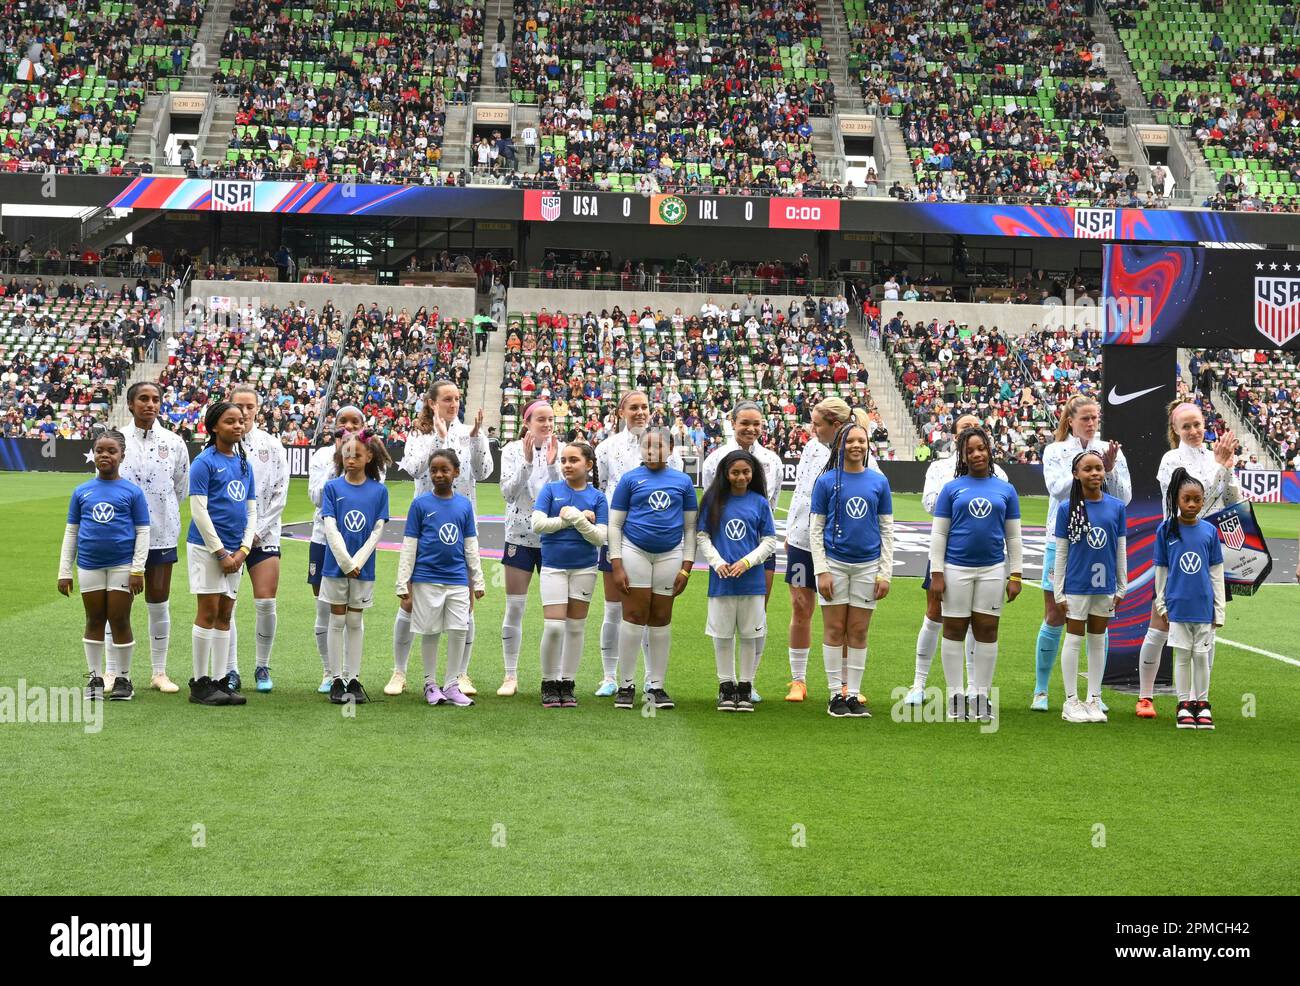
[1192,347,1300,469]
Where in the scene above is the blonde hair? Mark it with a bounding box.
[813,396,870,434]
[1166,399,1202,449]
[1054,394,1099,443]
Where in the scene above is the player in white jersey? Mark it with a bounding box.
[783,397,880,703]
[392,380,491,695]
[495,400,561,696]
[592,391,684,696]
[699,401,783,701]
[114,381,189,694]
[220,384,290,693]
[1135,400,1240,718]
[1031,395,1131,711]
[904,413,1011,706]
[308,405,367,692]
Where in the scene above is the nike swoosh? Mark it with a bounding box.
[1108,384,1163,406]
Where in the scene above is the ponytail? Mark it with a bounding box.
[1065,449,1104,544]
[1054,395,1098,443]
[1164,467,1204,538]
[204,401,248,479]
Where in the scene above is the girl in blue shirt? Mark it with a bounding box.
[928,426,1023,722]
[810,424,894,718]
[698,450,779,713]
[1051,450,1128,724]
[608,429,698,710]
[58,429,150,701]
[321,432,391,705]
[186,403,257,707]
[531,442,608,709]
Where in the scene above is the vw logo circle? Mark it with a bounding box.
[91,502,115,524]
[968,497,993,519]
[226,480,246,502]
[725,518,748,541]
[647,490,671,511]
[1086,526,1108,550]
[1179,552,1203,575]
[438,523,460,545]
[845,497,868,520]
[343,509,366,533]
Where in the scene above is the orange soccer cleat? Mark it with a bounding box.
[785,680,807,702]
[1136,697,1157,719]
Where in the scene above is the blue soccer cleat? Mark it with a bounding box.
[318,673,332,694]
[750,686,762,703]
[904,686,925,706]
[594,678,618,697]
[226,670,242,692]
[1031,692,1049,712]
[254,666,272,692]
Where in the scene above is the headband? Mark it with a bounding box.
[523,399,550,422]
[1171,402,1200,422]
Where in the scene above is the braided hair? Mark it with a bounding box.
[203,401,248,479]
[92,426,127,456]
[1065,449,1105,544]
[953,425,991,477]
[701,449,765,539]
[1164,467,1204,542]
[818,418,871,542]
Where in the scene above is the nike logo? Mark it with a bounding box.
[1107,384,1163,406]
[636,480,647,487]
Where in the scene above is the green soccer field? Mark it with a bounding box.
[3,472,1299,895]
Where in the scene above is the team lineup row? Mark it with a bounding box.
[58,380,1243,729]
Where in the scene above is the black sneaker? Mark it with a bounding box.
[541,680,562,709]
[189,676,230,706]
[214,673,247,705]
[109,676,134,701]
[559,680,577,708]
[947,693,967,721]
[735,681,755,713]
[845,694,871,718]
[1175,700,1198,729]
[1195,701,1215,731]
[345,678,369,704]
[827,693,850,717]
[717,680,737,712]
[85,675,104,701]
[614,685,635,709]
[648,687,674,709]
[328,677,348,704]
[971,694,993,723]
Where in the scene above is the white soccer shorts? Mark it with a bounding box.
[540,566,598,607]
[620,542,682,596]
[1061,593,1116,622]
[1168,621,1214,655]
[187,546,241,600]
[319,576,376,609]
[409,583,470,635]
[706,594,767,638]
[77,565,132,594]
[940,563,1005,618]
[818,557,881,609]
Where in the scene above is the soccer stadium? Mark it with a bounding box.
[2,0,1299,915]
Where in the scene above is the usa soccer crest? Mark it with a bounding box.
[1073,209,1115,240]
[1254,276,1300,345]
[211,179,255,212]
[259,449,270,462]
[157,446,168,459]
[1218,512,1244,550]
[540,194,562,222]
[507,544,517,557]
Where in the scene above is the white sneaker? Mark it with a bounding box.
[103,673,117,694]
[496,676,518,697]
[903,686,925,706]
[150,673,180,694]
[1085,697,1109,723]
[456,673,477,696]
[1061,698,1092,723]
[383,671,407,696]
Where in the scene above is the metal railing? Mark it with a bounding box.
[0,259,172,280]
[509,270,845,297]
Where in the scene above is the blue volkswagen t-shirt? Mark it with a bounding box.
[811,467,893,564]
[321,476,389,580]
[703,490,775,597]
[405,491,478,586]
[611,465,697,554]
[187,447,257,552]
[1053,493,1126,595]
[934,474,1020,568]
[536,480,608,570]
[1155,517,1224,624]
[68,477,150,569]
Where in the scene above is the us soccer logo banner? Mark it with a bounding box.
[211,179,254,212]
[1254,277,1300,345]
[1238,469,1282,503]
[1205,502,1272,595]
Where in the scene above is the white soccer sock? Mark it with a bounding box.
[940,635,964,701]
[254,598,277,668]
[754,632,766,664]
[191,625,209,680]
[562,618,585,680]
[641,624,651,678]
[502,594,527,677]
[789,646,809,681]
[972,640,997,698]
[913,617,942,689]
[646,625,671,689]
[462,613,475,675]
[146,600,170,675]
[226,618,238,676]
[209,628,230,680]
[540,618,565,680]
[421,632,442,684]
[1173,647,1191,701]
[327,612,346,679]
[315,598,332,672]
[443,628,468,687]
[740,636,760,684]
[1192,648,1211,702]
[344,610,365,680]
[1205,639,1215,692]
[1060,632,1083,701]
[1138,627,1168,699]
[108,641,134,678]
[845,646,867,695]
[617,620,643,688]
[964,628,976,689]
[393,607,414,674]
[84,638,105,677]
[600,602,622,679]
[713,636,736,682]
[1085,632,1107,701]
[822,642,843,694]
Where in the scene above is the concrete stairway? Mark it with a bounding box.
[108,357,171,429]
[847,315,919,458]
[198,97,240,169]
[478,0,514,101]
[470,314,506,434]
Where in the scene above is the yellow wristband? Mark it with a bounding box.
[1008,575,1022,582]
[679,566,692,576]
[741,559,751,571]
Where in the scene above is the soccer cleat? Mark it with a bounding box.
[541,680,562,709]
[845,695,872,718]
[442,681,475,707]
[559,680,577,708]
[785,679,807,702]
[254,667,273,692]
[717,680,737,712]
[226,669,242,692]
[1030,692,1049,712]
[735,682,755,713]
[614,686,635,709]
[384,671,407,696]
[345,678,369,705]
[1175,701,1198,729]
[1084,697,1108,723]
[424,681,446,705]
[1061,698,1092,723]
[827,693,850,717]
[328,677,347,704]
[103,673,116,694]
[594,678,619,697]
[318,673,333,694]
[904,686,925,706]
[1135,697,1157,719]
[648,688,675,709]
[456,673,477,696]
[188,676,230,706]
[85,675,104,701]
[150,673,180,693]
[749,686,762,703]
[946,693,966,722]
[1195,702,1215,730]
[109,676,134,701]
[1099,697,1109,714]
[214,673,247,706]
[497,676,518,697]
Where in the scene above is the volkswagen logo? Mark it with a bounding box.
[1086,526,1108,550]
[1179,552,1202,575]
[226,480,246,501]
[438,523,460,545]
[845,496,868,520]
[90,502,115,524]
[343,509,366,533]
[968,497,993,519]
[647,490,671,511]
[725,518,748,541]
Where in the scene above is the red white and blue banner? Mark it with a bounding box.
[1207,502,1273,595]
